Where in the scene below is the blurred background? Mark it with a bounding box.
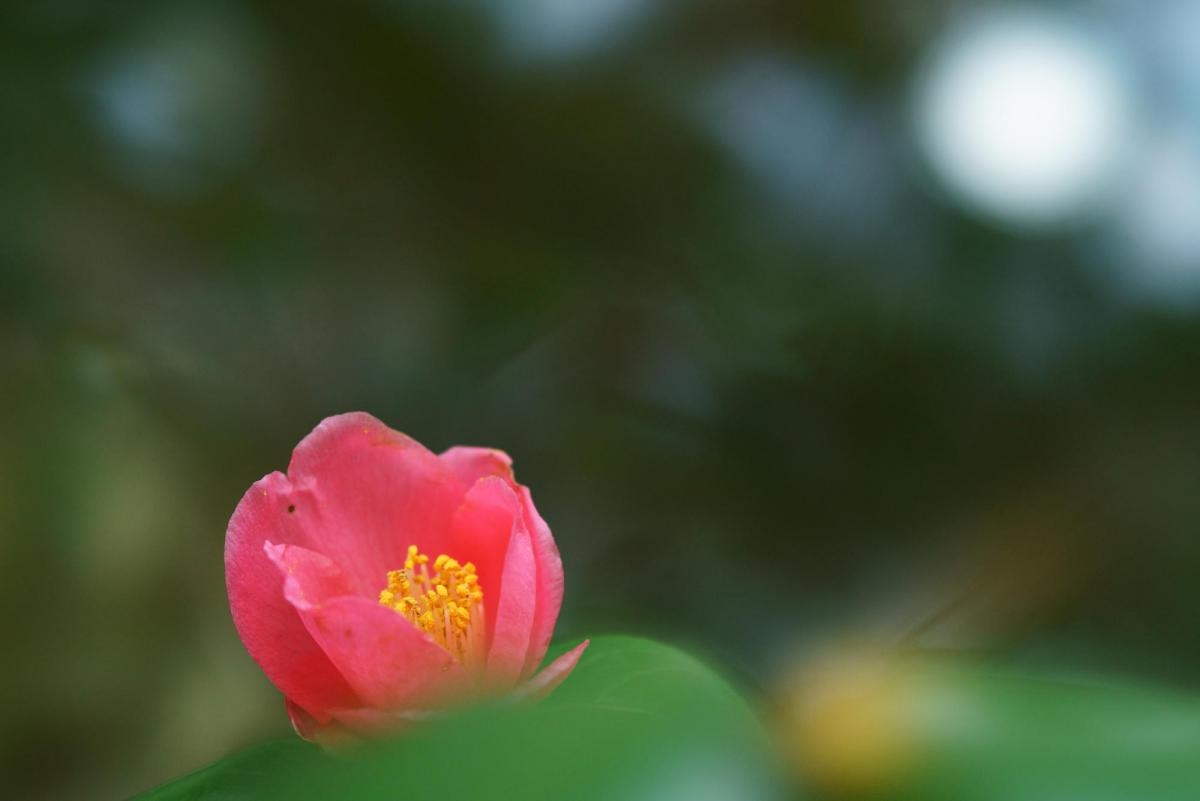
[2,0,1199,798]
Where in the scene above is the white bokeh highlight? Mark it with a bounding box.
[915,9,1137,226]
[1107,126,1200,302]
[484,0,651,61]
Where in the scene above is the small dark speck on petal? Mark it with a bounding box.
[287,504,296,513]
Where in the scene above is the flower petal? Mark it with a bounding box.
[264,541,356,606]
[438,447,564,681]
[514,640,590,702]
[517,485,564,680]
[226,474,360,722]
[265,543,468,710]
[285,412,465,593]
[440,446,514,485]
[448,477,522,645]
[486,517,537,690]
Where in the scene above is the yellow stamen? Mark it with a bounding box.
[378,544,485,665]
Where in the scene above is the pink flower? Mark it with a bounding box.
[225,412,588,743]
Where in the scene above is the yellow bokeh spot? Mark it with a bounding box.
[775,647,918,794]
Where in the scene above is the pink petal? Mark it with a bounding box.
[514,640,590,702]
[486,518,537,690]
[517,485,564,680]
[264,541,356,606]
[298,597,469,710]
[266,542,467,710]
[440,446,514,485]
[438,447,564,682]
[447,477,523,649]
[226,474,360,721]
[284,413,466,593]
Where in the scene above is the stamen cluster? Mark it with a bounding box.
[379,545,484,664]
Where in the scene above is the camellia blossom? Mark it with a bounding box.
[225,412,588,742]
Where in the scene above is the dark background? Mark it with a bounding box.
[3,1,1199,798]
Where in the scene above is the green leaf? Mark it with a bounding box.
[134,636,783,801]
[791,655,1200,801]
[898,663,1200,801]
[131,739,319,801]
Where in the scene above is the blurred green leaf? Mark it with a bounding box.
[131,739,318,801]
[900,663,1200,801]
[135,636,782,801]
[792,654,1200,801]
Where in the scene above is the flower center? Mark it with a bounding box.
[379,545,484,665]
